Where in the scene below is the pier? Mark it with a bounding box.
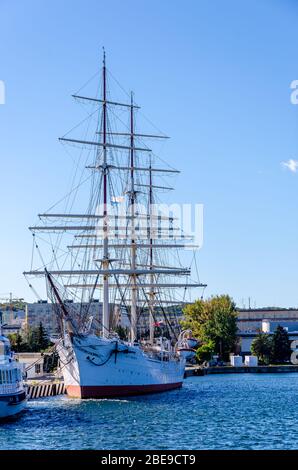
[185,364,298,377]
[26,381,65,399]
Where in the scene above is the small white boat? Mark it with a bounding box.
[0,334,27,419]
[176,330,198,361]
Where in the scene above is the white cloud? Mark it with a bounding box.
[281,159,298,173]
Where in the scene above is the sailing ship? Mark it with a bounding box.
[24,52,206,398]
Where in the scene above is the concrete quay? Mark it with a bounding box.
[25,379,65,399]
[185,364,298,377]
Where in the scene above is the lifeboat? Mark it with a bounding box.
[176,347,196,360]
[186,337,199,349]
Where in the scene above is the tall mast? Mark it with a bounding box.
[102,49,109,338]
[130,92,137,342]
[149,162,155,343]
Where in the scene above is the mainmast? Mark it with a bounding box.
[102,50,109,338]
[149,162,155,344]
[130,92,137,342]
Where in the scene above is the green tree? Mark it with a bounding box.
[251,333,273,364]
[21,324,51,352]
[196,340,215,363]
[181,295,238,360]
[8,332,30,352]
[35,322,50,351]
[114,326,129,341]
[23,325,34,351]
[8,333,21,352]
[272,325,291,363]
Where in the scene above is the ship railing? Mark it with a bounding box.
[145,349,179,362]
[0,382,24,395]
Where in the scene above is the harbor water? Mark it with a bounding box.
[1,373,298,450]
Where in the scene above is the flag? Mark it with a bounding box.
[111,196,124,204]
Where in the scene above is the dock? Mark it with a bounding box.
[26,380,65,399]
[185,364,298,377]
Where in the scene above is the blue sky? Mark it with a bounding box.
[0,0,298,307]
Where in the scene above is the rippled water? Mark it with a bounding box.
[1,373,298,449]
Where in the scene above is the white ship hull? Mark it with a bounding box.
[0,391,27,419]
[58,335,186,398]
[0,334,27,419]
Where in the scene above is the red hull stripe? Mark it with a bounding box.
[66,382,183,398]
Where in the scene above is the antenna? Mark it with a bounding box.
[102,46,106,66]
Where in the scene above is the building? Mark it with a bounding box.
[0,308,25,325]
[25,301,59,335]
[15,353,44,379]
[237,308,298,355]
[24,300,185,339]
[2,324,22,336]
[24,300,123,337]
[0,308,25,337]
[236,307,298,333]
